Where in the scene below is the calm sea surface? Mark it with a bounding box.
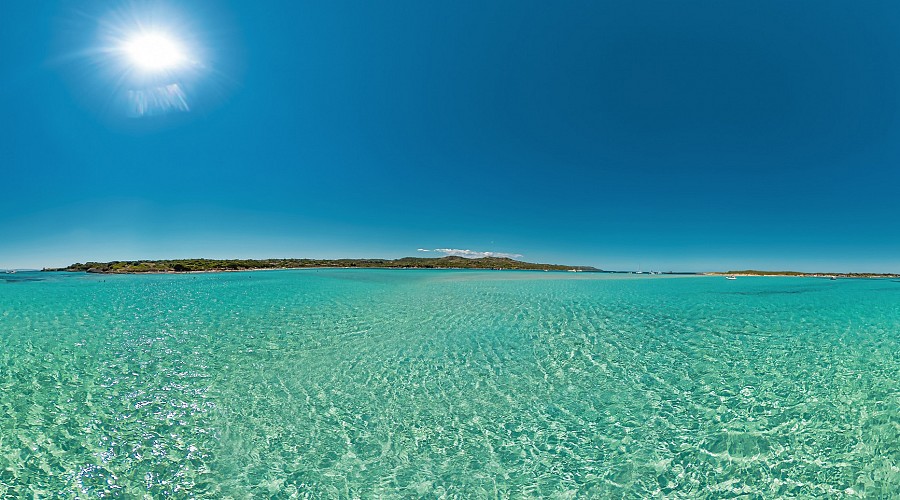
[1,270,899,497]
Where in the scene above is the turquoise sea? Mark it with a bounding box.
[1,269,899,497]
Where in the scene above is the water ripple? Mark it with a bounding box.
[0,271,898,496]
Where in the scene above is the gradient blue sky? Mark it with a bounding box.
[2,1,899,271]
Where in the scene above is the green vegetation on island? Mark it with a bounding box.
[44,257,599,274]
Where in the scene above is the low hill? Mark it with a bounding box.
[45,257,599,274]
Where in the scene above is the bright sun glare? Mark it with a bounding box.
[85,3,217,117]
[121,32,187,71]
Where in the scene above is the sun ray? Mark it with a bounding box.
[51,1,238,122]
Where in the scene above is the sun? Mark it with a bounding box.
[121,32,188,71]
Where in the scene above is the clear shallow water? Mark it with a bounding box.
[1,270,899,497]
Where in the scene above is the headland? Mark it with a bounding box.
[43,257,600,274]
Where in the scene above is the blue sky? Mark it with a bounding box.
[2,1,899,272]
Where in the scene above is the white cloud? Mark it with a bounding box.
[418,248,523,259]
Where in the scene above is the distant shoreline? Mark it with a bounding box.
[705,271,900,278]
[35,260,899,278]
[42,257,601,275]
[44,266,591,276]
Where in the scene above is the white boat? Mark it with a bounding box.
[726,275,736,280]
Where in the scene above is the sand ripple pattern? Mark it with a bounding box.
[1,270,899,497]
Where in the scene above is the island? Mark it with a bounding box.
[43,257,600,274]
